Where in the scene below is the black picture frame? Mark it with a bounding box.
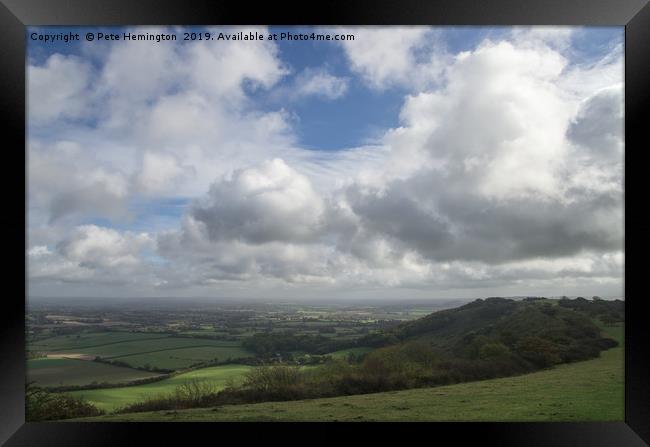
[1,0,647,445]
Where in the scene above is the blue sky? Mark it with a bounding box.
[28,26,622,152]
[26,26,624,299]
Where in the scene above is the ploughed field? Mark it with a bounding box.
[77,324,623,422]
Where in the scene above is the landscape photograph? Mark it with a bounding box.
[26,25,624,422]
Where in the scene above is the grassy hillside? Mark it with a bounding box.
[68,364,253,411]
[76,323,622,422]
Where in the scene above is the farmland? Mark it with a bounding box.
[110,345,253,370]
[30,335,253,371]
[27,299,452,373]
[26,297,623,422]
[27,298,457,347]
[25,298,457,411]
[29,332,168,351]
[77,324,624,421]
[27,358,161,388]
[42,337,245,358]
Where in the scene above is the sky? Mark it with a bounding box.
[26,26,624,300]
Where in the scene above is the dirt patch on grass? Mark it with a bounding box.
[46,353,97,361]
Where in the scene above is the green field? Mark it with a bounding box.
[77,324,623,421]
[48,338,244,358]
[178,330,228,337]
[68,364,253,411]
[27,358,161,388]
[326,347,374,360]
[110,346,253,370]
[30,332,253,371]
[30,332,169,351]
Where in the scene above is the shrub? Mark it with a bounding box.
[173,379,218,404]
[240,365,307,400]
[478,342,511,360]
[514,336,562,368]
[26,383,104,421]
[116,379,220,413]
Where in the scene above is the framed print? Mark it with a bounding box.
[1,0,648,445]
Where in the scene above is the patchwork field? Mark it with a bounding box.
[76,324,623,421]
[68,364,253,411]
[27,358,161,388]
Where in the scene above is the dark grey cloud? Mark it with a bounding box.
[346,182,453,257]
[346,171,622,265]
[48,185,128,223]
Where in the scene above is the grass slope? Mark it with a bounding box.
[27,358,160,388]
[68,364,252,411]
[77,324,622,422]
